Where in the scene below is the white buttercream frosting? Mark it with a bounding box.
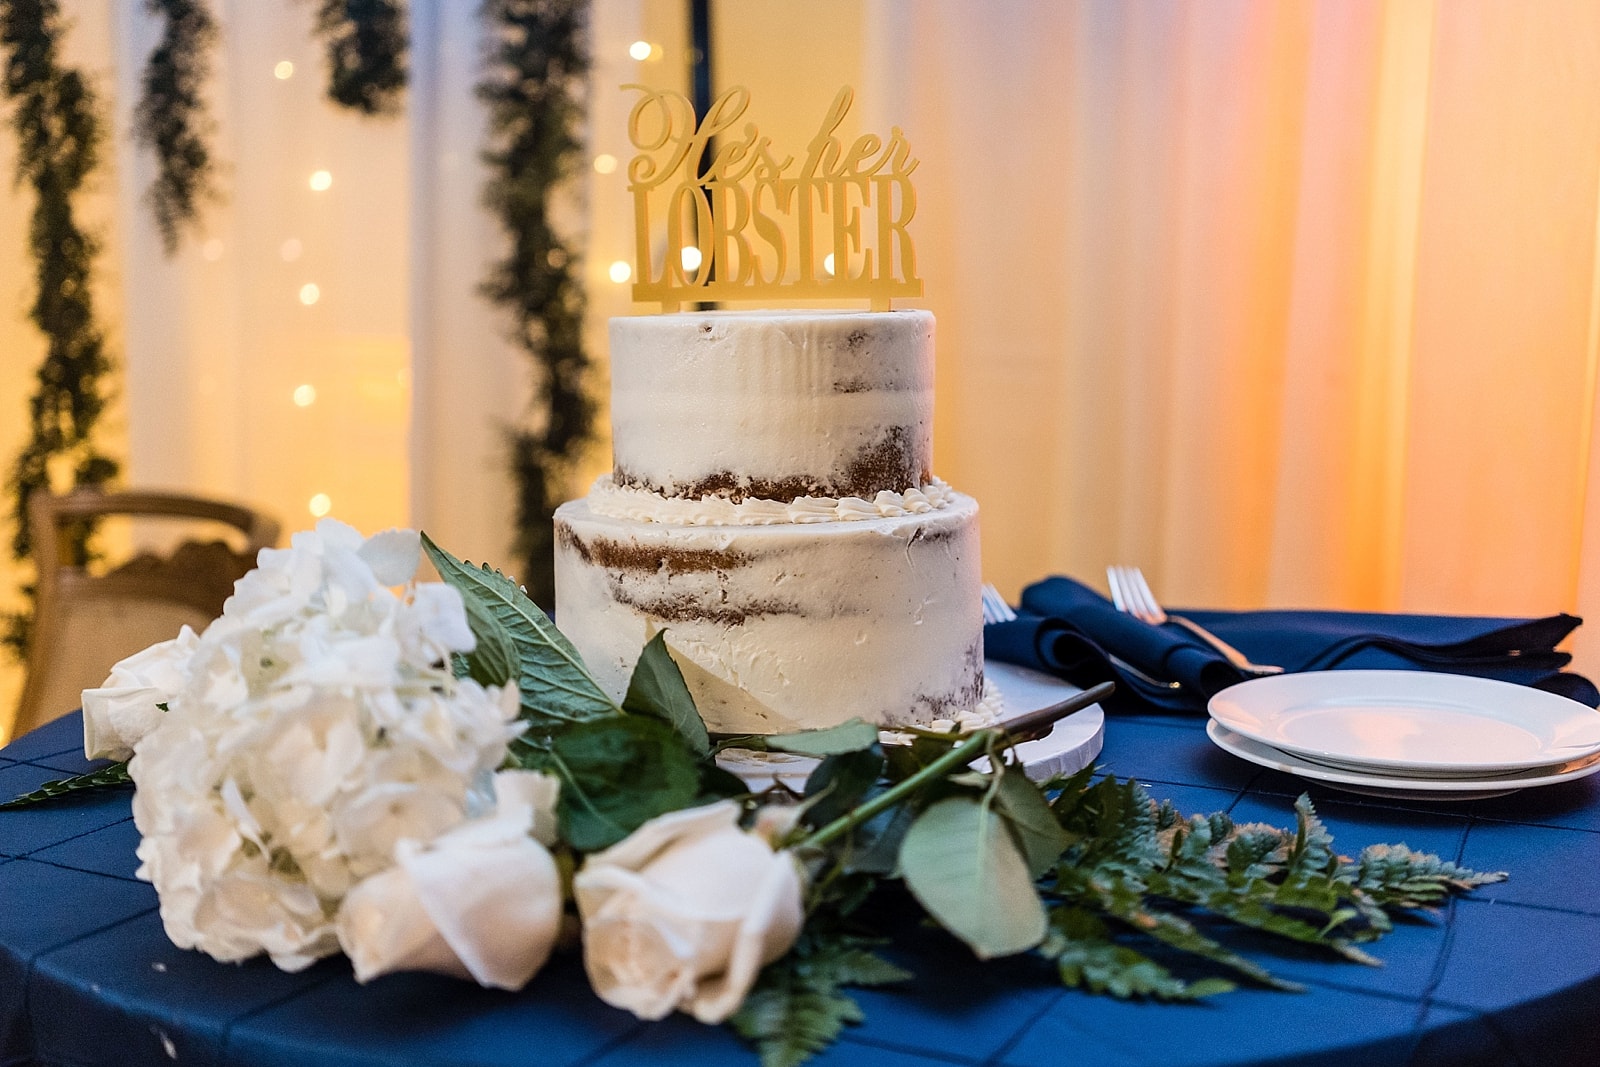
[609,310,934,501]
[584,474,956,527]
[553,491,984,735]
[878,677,1004,746]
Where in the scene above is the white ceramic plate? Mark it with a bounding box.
[1206,720,1600,801]
[718,658,1105,791]
[1207,670,1600,778]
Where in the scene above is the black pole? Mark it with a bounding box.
[689,0,716,308]
[690,0,713,126]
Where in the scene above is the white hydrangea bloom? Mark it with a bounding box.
[129,519,525,973]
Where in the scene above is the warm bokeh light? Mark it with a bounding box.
[273,60,294,80]
[292,384,317,407]
[309,170,333,192]
[680,246,703,273]
[280,238,302,262]
[822,252,835,277]
[628,40,653,61]
[308,493,332,518]
[593,153,617,175]
[299,283,321,305]
[608,260,631,283]
[201,239,224,262]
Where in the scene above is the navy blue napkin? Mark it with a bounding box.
[985,575,1600,713]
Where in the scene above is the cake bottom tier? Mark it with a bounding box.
[552,493,983,735]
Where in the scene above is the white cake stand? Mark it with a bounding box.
[718,657,1106,791]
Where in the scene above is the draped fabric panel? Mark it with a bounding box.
[862,0,1600,675]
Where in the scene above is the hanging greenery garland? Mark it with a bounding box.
[135,0,218,252]
[478,0,595,606]
[314,0,408,115]
[4,1,590,650]
[0,0,121,655]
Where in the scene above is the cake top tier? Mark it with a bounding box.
[609,309,935,503]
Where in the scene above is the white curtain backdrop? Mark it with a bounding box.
[6,0,1600,738]
[859,0,1600,673]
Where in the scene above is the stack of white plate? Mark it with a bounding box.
[1206,670,1600,801]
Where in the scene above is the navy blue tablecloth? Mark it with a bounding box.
[3,711,1599,1067]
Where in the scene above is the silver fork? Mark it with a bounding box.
[1106,565,1283,675]
[980,582,1017,624]
[981,582,1181,691]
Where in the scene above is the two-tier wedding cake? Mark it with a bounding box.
[553,309,982,735]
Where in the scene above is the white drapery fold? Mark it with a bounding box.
[862,0,1600,672]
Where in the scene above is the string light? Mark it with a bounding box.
[593,153,617,175]
[299,283,321,305]
[274,60,294,80]
[308,493,332,517]
[680,247,703,273]
[292,384,317,407]
[608,260,632,283]
[309,170,333,192]
[822,253,836,277]
[280,238,302,262]
[628,40,652,61]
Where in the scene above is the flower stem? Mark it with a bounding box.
[798,730,997,850]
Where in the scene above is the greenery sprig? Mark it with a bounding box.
[135,0,218,252]
[478,0,596,606]
[0,0,121,656]
[314,0,408,115]
[0,759,130,810]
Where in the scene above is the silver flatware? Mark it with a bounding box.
[1106,565,1283,675]
[981,582,1181,692]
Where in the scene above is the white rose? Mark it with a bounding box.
[83,625,200,760]
[337,771,564,989]
[574,800,805,1023]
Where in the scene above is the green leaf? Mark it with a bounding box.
[421,532,619,736]
[900,796,1047,958]
[622,631,710,756]
[454,592,516,687]
[840,800,916,876]
[729,929,910,1067]
[1042,907,1234,1000]
[755,719,881,758]
[0,761,132,810]
[697,762,751,803]
[803,748,886,829]
[820,947,914,987]
[549,716,702,852]
[1353,842,1507,907]
[992,764,1072,878]
[731,984,862,1067]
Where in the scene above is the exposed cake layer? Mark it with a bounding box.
[553,492,983,735]
[609,310,934,501]
[584,474,956,526]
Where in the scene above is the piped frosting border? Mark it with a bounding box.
[584,474,956,527]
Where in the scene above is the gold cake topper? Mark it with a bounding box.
[626,85,922,312]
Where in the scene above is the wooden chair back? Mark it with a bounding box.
[11,489,281,740]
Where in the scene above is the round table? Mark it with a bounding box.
[3,709,1599,1067]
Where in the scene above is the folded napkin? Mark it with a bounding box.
[984,575,1600,713]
